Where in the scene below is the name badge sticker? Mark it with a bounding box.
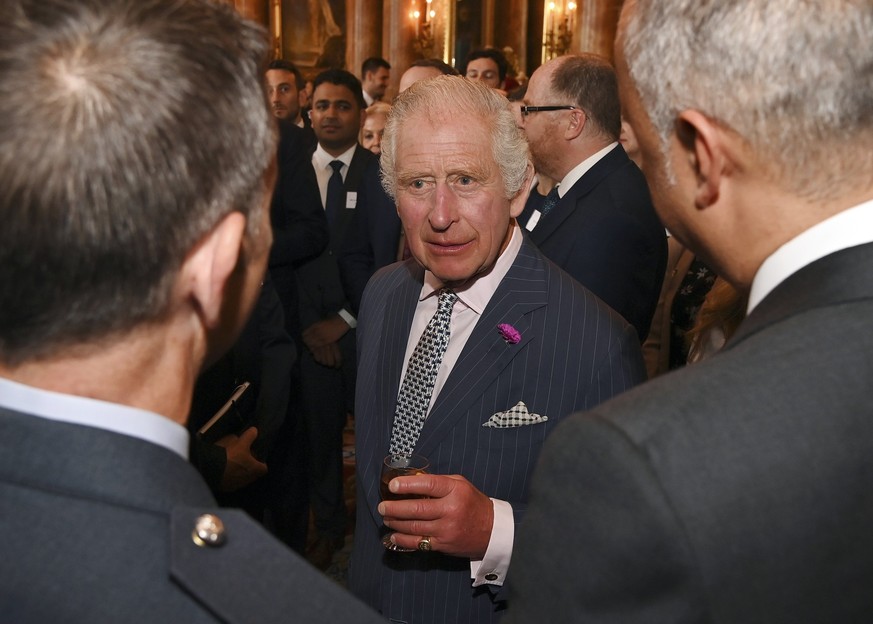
[346,192,357,209]
[525,210,541,231]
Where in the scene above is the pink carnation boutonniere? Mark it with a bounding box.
[497,323,521,345]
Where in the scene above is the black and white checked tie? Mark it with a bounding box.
[388,288,459,455]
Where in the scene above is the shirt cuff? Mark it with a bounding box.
[337,308,357,329]
[470,498,513,586]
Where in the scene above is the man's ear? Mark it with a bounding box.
[564,108,587,141]
[676,109,731,209]
[359,108,368,130]
[509,162,536,218]
[181,211,247,330]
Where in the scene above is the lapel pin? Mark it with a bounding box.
[497,323,521,344]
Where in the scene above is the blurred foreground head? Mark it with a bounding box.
[617,0,873,285]
[0,0,277,366]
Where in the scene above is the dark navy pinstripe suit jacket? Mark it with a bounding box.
[349,236,646,624]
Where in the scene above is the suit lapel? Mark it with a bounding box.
[415,239,549,457]
[730,242,873,347]
[375,262,424,453]
[530,144,629,244]
[344,145,372,192]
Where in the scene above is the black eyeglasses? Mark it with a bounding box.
[520,105,577,117]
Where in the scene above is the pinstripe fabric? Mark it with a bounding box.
[349,237,646,624]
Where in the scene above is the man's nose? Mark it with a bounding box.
[428,183,459,231]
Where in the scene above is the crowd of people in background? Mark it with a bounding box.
[4,0,873,621]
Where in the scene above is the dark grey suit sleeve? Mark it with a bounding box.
[249,278,296,461]
[506,413,706,623]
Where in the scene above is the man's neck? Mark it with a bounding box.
[319,142,357,158]
[0,324,200,426]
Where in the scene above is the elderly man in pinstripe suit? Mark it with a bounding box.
[348,75,646,623]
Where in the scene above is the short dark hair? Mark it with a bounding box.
[268,59,305,91]
[409,58,460,76]
[0,0,276,365]
[463,48,509,82]
[361,57,391,78]
[313,69,366,110]
[551,54,621,141]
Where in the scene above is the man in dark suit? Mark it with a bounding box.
[348,76,645,623]
[520,53,666,341]
[296,68,378,568]
[263,119,327,554]
[508,1,873,622]
[0,1,382,621]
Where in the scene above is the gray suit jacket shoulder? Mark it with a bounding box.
[509,242,873,623]
[350,236,646,624]
[0,409,383,623]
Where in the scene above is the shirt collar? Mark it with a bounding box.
[421,221,523,315]
[557,142,619,198]
[0,376,190,458]
[748,198,873,313]
[313,143,356,171]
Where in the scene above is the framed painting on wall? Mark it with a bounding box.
[276,0,347,72]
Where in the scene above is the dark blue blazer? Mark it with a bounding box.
[338,157,402,314]
[269,122,328,342]
[296,144,377,329]
[349,236,646,623]
[520,145,666,342]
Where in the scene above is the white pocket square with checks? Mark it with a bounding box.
[482,401,548,428]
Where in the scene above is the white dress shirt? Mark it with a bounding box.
[311,143,356,209]
[748,198,873,313]
[0,376,189,458]
[400,223,523,587]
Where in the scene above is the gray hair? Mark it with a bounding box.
[0,0,276,364]
[621,0,873,199]
[380,75,530,201]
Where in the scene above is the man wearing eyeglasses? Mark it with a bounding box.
[520,54,666,342]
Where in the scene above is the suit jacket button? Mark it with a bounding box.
[192,513,226,547]
[484,573,499,582]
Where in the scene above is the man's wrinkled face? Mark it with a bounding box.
[266,69,301,122]
[310,82,364,153]
[393,114,523,287]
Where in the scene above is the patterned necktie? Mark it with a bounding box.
[325,160,344,226]
[389,289,459,454]
[540,185,560,217]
